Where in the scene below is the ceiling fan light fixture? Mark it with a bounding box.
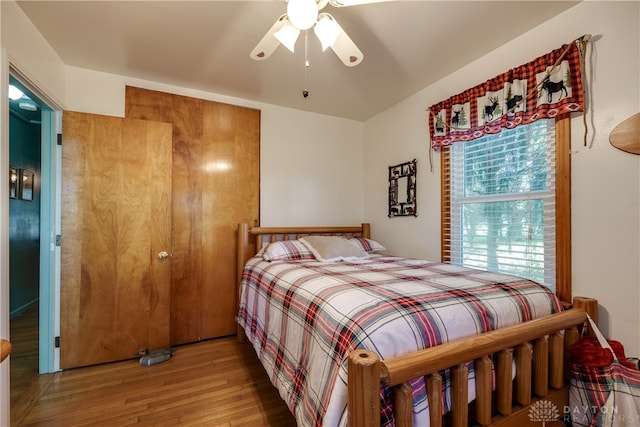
[331,28,363,67]
[314,13,341,50]
[274,21,301,52]
[287,0,318,30]
[251,3,364,67]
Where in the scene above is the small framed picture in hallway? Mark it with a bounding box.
[19,169,34,201]
[9,166,18,199]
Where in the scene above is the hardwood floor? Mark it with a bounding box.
[9,308,296,426]
[10,304,39,412]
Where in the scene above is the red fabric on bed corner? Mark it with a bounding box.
[569,336,636,369]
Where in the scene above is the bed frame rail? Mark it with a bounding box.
[235,223,598,427]
[349,297,597,427]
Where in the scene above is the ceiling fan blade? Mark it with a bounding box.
[328,0,391,7]
[329,21,363,66]
[250,14,288,61]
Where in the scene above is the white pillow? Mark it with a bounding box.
[299,236,369,262]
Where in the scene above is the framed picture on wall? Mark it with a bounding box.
[388,159,417,217]
[19,169,34,201]
[9,166,18,199]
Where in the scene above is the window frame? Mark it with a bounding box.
[440,116,571,303]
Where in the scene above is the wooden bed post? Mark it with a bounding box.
[572,296,598,324]
[572,296,598,336]
[236,223,250,343]
[362,223,371,239]
[348,349,380,427]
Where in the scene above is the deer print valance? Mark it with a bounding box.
[428,35,590,148]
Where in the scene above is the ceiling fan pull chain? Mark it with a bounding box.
[303,31,310,98]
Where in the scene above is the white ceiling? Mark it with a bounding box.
[16,1,580,121]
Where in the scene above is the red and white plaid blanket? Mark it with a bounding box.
[236,255,561,427]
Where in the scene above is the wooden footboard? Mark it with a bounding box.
[349,297,598,427]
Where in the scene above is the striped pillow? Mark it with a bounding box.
[262,240,316,261]
[348,237,388,254]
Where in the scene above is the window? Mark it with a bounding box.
[441,117,571,301]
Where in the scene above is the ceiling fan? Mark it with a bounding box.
[250,0,386,67]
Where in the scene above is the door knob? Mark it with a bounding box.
[157,251,170,260]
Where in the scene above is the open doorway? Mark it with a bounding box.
[8,70,60,418]
[8,75,42,408]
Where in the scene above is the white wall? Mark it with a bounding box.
[260,106,364,226]
[0,1,65,106]
[64,66,365,226]
[364,1,640,354]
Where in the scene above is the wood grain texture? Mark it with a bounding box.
[347,350,380,427]
[11,337,296,427]
[201,102,260,339]
[495,349,513,415]
[572,296,598,326]
[379,308,587,386]
[426,374,443,427]
[348,307,589,427]
[549,331,565,389]
[474,355,492,425]
[393,383,412,427]
[555,116,572,303]
[515,343,532,405]
[61,111,173,368]
[125,87,260,345]
[489,387,568,427]
[609,112,640,154]
[450,364,468,426]
[10,304,47,424]
[533,336,549,397]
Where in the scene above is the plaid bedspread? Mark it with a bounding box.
[236,255,561,427]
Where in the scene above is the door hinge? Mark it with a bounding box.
[55,234,61,246]
[57,133,62,146]
[55,336,60,348]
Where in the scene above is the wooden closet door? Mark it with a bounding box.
[201,102,260,340]
[60,111,173,368]
[125,87,260,345]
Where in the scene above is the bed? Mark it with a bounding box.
[235,223,597,427]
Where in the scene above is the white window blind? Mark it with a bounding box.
[447,120,556,290]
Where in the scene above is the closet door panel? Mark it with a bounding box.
[165,95,205,345]
[202,102,260,338]
[125,87,260,345]
[60,111,172,368]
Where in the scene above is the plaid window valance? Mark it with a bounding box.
[428,35,590,148]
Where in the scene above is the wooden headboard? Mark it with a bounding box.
[236,223,370,339]
[237,223,370,283]
[235,221,593,331]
